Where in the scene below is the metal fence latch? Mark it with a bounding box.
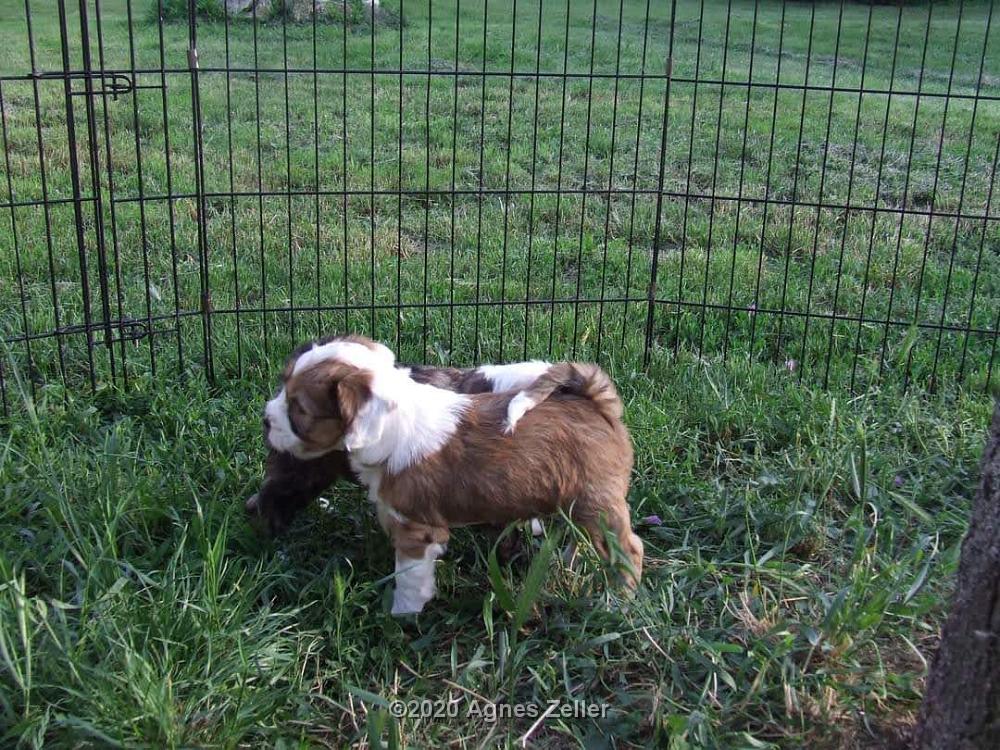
[35,71,133,100]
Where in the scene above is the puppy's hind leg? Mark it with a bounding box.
[580,503,644,591]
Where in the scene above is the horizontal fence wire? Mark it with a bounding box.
[0,0,998,416]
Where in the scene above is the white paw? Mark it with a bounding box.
[391,592,428,616]
[390,544,444,616]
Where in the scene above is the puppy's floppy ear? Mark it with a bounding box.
[338,370,396,452]
[334,369,372,426]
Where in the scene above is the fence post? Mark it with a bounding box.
[642,0,677,368]
[187,0,214,381]
[56,0,98,390]
[75,0,118,385]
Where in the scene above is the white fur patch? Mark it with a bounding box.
[391,543,445,615]
[292,340,395,377]
[264,388,312,457]
[347,369,470,474]
[477,360,550,393]
[504,391,538,434]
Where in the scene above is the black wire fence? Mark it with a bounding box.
[0,0,997,414]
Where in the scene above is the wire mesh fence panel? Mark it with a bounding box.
[0,0,997,414]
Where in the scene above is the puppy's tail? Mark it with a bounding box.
[505,362,622,433]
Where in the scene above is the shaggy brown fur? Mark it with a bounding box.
[375,367,644,588]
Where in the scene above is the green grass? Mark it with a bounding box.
[0,358,993,747]
[1,0,999,746]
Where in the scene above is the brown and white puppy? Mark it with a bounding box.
[262,335,643,615]
[248,334,551,536]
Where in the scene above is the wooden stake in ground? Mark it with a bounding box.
[917,401,1000,749]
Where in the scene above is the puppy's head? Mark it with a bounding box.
[263,337,397,459]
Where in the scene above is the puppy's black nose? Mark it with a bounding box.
[262,415,271,432]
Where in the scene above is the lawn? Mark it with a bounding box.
[0,0,998,747]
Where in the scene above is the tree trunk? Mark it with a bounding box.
[917,400,1000,749]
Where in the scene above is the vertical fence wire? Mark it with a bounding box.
[125,0,157,377]
[396,1,404,356]
[569,0,599,361]
[0,78,35,402]
[94,0,129,386]
[57,0,98,390]
[747,1,788,365]
[156,0,184,373]
[642,0,678,367]
[773,3,816,364]
[801,0,849,384]
[721,0,759,363]
[472,0,488,363]
[959,132,1000,385]
[223,0,242,376]
[447,0,460,362]
[23,0,67,390]
[422,0,432,363]
[594,0,626,363]
[671,0,705,358]
[547,0,572,359]
[76,0,117,385]
[850,1,904,392]
[903,0,967,391]
[369,3,377,335]
[878,2,933,384]
[497,0,517,363]
[341,5,350,335]
[281,7,294,347]
[621,0,653,353]
[929,0,994,390]
[186,0,213,380]
[312,5,322,343]
[697,0,735,360]
[522,0,545,362]
[817,0,864,388]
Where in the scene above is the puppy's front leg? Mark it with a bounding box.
[378,503,450,616]
[392,543,446,615]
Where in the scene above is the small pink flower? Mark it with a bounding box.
[642,515,663,527]
[894,475,904,488]
[784,359,798,373]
